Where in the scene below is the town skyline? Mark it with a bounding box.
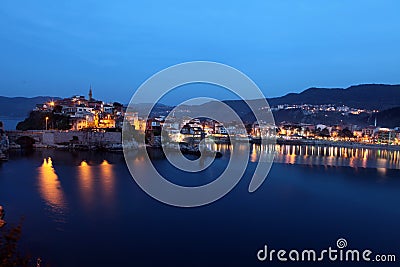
[4,83,398,149]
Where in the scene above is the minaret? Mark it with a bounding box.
[374,116,377,127]
[89,85,93,101]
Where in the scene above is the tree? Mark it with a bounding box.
[340,128,354,138]
[0,207,32,267]
[52,105,63,114]
[319,128,330,137]
[112,102,123,108]
[123,122,144,143]
[17,111,70,131]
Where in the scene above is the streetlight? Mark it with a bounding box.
[45,117,49,130]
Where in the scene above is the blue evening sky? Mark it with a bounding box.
[0,0,399,105]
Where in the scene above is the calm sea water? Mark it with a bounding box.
[0,145,399,267]
[0,117,24,130]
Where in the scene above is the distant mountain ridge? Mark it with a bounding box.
[267,84,400,110]
[376,107,400,128]
[0,84,399,126]
[173,84,400,126]
[0,96,59,118]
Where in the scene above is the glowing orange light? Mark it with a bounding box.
[37,157,66,211]
[80,160,88,167]
[100,160,115,200]
[78,160,93,208]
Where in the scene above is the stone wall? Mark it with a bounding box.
[42,131,121,145]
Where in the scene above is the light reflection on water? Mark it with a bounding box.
[35,145,399,225]
[247,144,400,169]
[37,157,67,224]
[36,157,118,224]
[168,143,400,170]
[5,147,398,266]
[78,160,94,209]
[77,160,117,210]
[100,160,115,200]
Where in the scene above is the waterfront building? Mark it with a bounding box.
[376,128,397,144]
[125,111,138,126]
[180,123,204,143]
[362,126,377,137]
[353,130,363,139]
[145,117,164,146]
[214,123,228,134]
[62,106,94,115]
[103,104,113,114]
[97,114,116,129]
[70,117,90,131]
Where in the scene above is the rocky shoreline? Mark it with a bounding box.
[0,130,9,161]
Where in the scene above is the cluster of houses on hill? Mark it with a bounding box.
[30,88,271,146]
[270,103,377,116]
[21,87,400,147]
[144,117,251,146]
[141,117,400,147]
[34,87,124,131]
[30,88,246,146]
[277,122,400,145]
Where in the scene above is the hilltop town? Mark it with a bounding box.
[0,85,399,157]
